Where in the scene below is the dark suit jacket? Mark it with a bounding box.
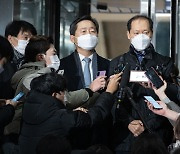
[59,51,110,91]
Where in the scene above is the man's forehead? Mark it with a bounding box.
[131,18,149,26]
[76,20,95,29]
[131,19,150,30]
[19,30,32,36]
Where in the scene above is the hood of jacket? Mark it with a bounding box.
[20,61,45,70]
[11,61,45,90]
[22,90,66,125]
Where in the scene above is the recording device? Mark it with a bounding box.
[124,87,153,133]
[114,63,126,74]
[155,64,164,76]
[12,92,24,102]
[145,67,164,89]
[97,70,106,77]
[117,64,131,102]
[144,96,162,110]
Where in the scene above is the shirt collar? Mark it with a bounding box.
[78,53,93,62]
[129,44,153,60]
[134,50,146,57]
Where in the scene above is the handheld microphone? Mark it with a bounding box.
[117,63,131,102]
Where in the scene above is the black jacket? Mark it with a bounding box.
[19,90,115,154]
[109,44,174,81]
[109,44,175,152]
[0,62,16,99]
[59,51,110,91]
[0,105,15,137]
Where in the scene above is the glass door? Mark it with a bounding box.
[16,0,45,35]
[174,0,180,78]
[60,0,79,58]
[141,0,171,57]
[60,0,90,58]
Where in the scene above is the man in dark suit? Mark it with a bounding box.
[60,15,109,91]
[59,15,111,149]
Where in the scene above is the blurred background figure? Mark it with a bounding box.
[5,20,37,69]
[0,35,15,99]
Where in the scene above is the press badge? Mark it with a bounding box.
[129,70,149,82]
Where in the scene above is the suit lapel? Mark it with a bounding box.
[73,51,85,88]
[92,52,98,80]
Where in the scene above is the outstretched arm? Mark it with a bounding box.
[147,100,179,122]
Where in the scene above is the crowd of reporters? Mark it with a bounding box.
[0,14,179,154]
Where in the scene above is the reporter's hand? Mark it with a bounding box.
[0,57,7,67]
[5,100,18,108]
[153,80,167,97]
[147,100,167,116]
[128,120,144,137]
[89,76,106,92]
[106,73,121,94]
[73,107,88,113]
[139,81,152,89]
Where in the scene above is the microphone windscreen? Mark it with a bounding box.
[119,63,131,89]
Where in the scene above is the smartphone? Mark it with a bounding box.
[12,92,24,102]
[144,67,164,89]
[144,96,162,109]
[121,65,126,73]
[114,65,126,74]
[97,70,106,77]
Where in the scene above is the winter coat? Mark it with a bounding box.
[11,61,45,96]
[109,44,175,152]
[0,62,16,99]
[0,105,15,137]
[19,90,115,154]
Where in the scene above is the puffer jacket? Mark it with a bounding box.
[11,61,45,96]
[19,90,115,154]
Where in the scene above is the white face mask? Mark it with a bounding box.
[14,39,29,55]
[77,34,98,50]
[131,34,151,51]
[47,55,60,71]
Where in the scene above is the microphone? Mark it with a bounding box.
[117,63,131,102]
